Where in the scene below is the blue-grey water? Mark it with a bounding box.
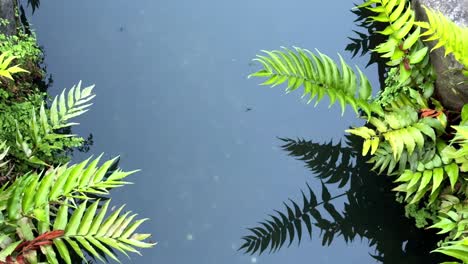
[24,0,387,263]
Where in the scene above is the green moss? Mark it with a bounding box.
[405,203,438,228]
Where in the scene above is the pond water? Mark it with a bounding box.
[22,0,443,263]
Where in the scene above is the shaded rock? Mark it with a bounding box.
[0,0,16,36]
[413,0,468,111]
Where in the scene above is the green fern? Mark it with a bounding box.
[15,81,95,166]
[249,47,383,118]
[0,155,154,263]
[44,200,153,264]
[430,195,468,263]
[418,6,468,71]
[0,51,29,82]
[433,239,468,264]
[393,162,458,204]
[347,107,444,161]
[357,0,429,83]
[447,124,468,172]
[247,2,468,262]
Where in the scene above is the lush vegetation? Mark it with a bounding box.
[0,7,154,264]
[241,0,468,263]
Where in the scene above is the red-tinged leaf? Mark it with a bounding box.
[37,230,64,241]
[31,240,54,247]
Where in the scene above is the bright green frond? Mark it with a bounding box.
[419,6,468,69]
[43,200,155,264]
[3,155,135,221]
[249,47,383,118]
[0,51,28,82]
[47,80,96,130]
[357,0,429,83]
[13,81,95,165]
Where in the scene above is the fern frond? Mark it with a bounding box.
[348,107,444,161]
[45,80,95,131]
[249,47,383,118]
[1,155,136,221]
[393,145,458,204]
[432,238,468,264]
[239,184,341,254]
[0,51,29,82]
[429,196,468,238]
[13,81,95,165]
[357,0,429,83]
[430,197,468,263]
[447,125,468,172]
[45,200,154,264]
[368,142,407,175]
[0,155,152,263]
[0,201,154,263]
[418,6,468,69]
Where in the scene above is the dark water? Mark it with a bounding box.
[21,0,441,263]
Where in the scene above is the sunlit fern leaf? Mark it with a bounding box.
[0,156,152,263]
[349,107,444,161]
[40,200,155,264]
[239,184,342,255]
[249,47,383,118]
[279,138,357,188]
[432,238,468,263]
[1,155,137,222]
[12,81,95,165]
[356,0,429,83]
[46,81,95,130]
[418,6,468,69]
[0,51,29,82]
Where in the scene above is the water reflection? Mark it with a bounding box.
[26,0,40,14]
[345,2,388,89]
[240,134,449,263]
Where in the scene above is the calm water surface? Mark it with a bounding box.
[24,0,396,263]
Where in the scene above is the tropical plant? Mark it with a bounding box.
[241,0,468,262]
[0,80,155,263]
[0,153,154,263]
[0,12,154,264]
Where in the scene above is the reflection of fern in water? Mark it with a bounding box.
[280,138,357,188]
[240,136,448,263]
